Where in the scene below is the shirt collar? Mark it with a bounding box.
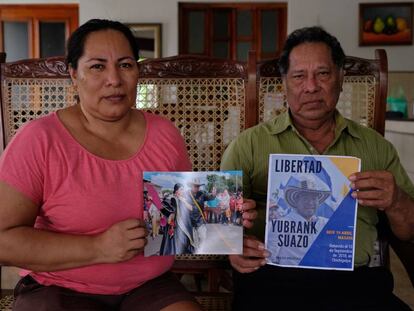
[334,110,362,139]
[268,110,293,135]
[268,109,362,139]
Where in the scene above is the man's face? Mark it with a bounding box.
[192,185,200,193]
[295,192,319,220]
[283,42,344,123]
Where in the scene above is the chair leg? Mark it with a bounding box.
[194,274,204,292]
[208,269,220,292]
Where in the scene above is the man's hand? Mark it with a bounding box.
[229,235,269,273]
[241,199,257,229]
[349,171,398,211]
[350,171,414,240]
[94,219,148,263]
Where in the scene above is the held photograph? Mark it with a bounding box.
[143,171,243,256]
[359,2,413,45]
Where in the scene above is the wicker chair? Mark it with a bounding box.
[0,296,12,311]
[0,53,255,310]
[136,55,254,303]
[2,50,413,311]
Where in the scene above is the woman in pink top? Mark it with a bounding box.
[0,19,203,311]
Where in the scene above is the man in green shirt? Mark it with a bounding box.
[221,26,414,310]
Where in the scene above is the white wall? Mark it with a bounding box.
[2,0,413,70]
[287,0,414,71]
[385,121,414,182]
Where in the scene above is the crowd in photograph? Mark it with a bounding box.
[143,184,244,240]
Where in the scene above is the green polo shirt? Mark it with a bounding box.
[221,110,414,266]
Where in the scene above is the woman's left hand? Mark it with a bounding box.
[241,199,257,229]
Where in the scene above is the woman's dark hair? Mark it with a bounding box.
[173,183,183,194]
[278,26,345,75]
[66,19,139,69]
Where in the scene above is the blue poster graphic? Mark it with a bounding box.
[265,154,360,270]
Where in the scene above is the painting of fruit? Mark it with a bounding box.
[396,17,408,32]
[373,17,386,33]
[360,3,413,45]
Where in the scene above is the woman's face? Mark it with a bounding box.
[176,187,184,197]
[69,29,139,121]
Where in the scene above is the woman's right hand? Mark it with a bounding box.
[229,235,269,273]
[94,219,147,263]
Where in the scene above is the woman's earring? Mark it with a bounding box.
[72,85,79,103]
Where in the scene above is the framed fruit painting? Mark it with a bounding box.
[359,2,413,46]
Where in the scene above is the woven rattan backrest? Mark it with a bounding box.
[0,56,76,153]
[253,49,388,135]
[0,55,254,166]
[136,56,252,264]
[137,55,252,171]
